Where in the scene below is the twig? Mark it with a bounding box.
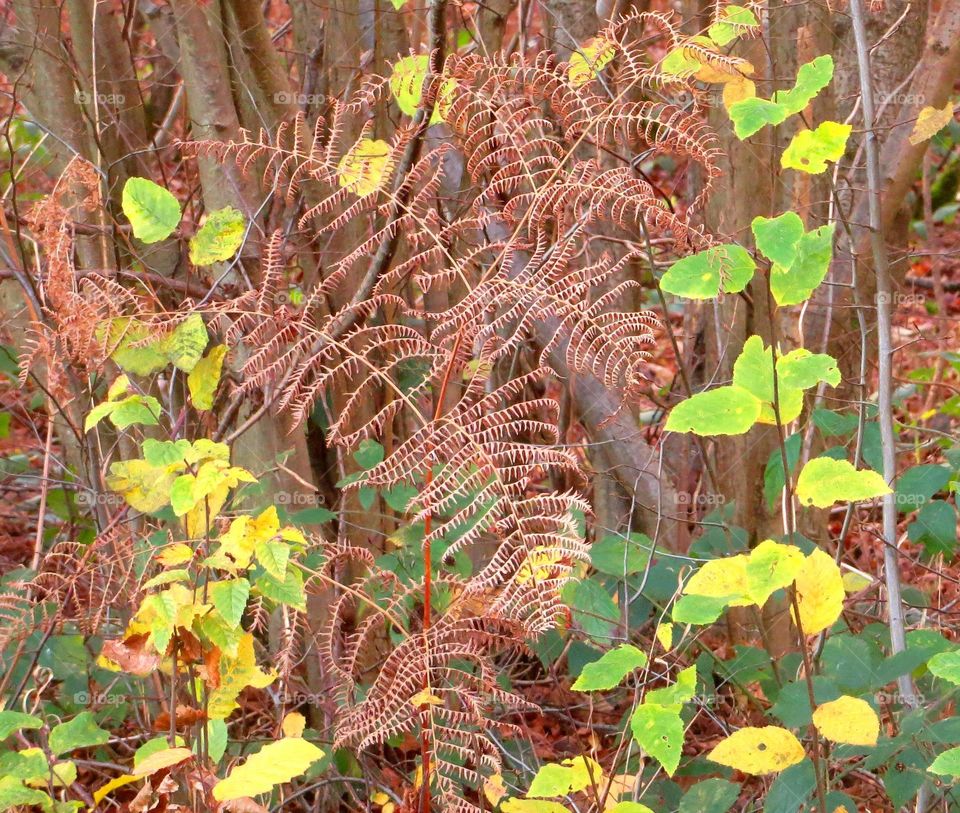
[847,0,918,713]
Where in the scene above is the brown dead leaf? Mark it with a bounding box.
[101,635,161,676]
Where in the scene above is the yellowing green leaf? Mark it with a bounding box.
[811,696,879,746]
[208,632,276,719]
[572,644,647,691]
[189,207,245,265]
[630,701,684,776]
[187,345,227,411]
[157,543,194,567]
[781,121,851,174]
[665,385,762,436]
[684,554,751,606]
[131,747,193,776]
[707,726,804,775]
[0,711,42,741]
[929,746,960,777]
[606,804,654,813]
[708,5,759,46]
[660,47,702,78]
[745,539,805,606]
[390,55,429,116]
[49,712,110,757]
[769,223,835,306]
[926,650,960,685]
[122,177,181,243]
[162,313,209,373]
[338,139,391,197]
[796,458,891,508]
[569,37,616,87]
[752,211,804,268]
[502,800,569,813]
[212,737,324,801]
[791,548,844,635]
[210,579,250,629]
[908,101,955,146]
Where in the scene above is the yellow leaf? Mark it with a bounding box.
[208,632,277,719]
[188,345,227,411]
[723,76,756,110]
[708,726,805,775]
[841,568,872,593]
[569,37,616,87]
[157,543,194,567]
[207,506,280,572]
[410,689,443,707]
[371,792,390,806]
[502,800,569,813]
[212,737,324,801]
[389,55,429,116]
[281,712,306,738]
[338,139,391,197]
[132,747,193,776]
[791,548,844,635]
[483,773,508,806]
[812,695,879,746]
[683,553,752,606]
[908,101,955,146]
[106,458,180,513]
[516,547,564,584]
[656,622,674,651]
[92,773,142,807]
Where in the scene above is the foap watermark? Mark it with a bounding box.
[75,89,126,106]
[876,291,926,308]
[76,490,125,508]
[675,491,726,507]
[274,91,324,107]
[275,491,327,507]
[877,91,926,107]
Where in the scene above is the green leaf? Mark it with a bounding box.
[728,57,834,140]
[796,457,891,508]
[187,345,227,410]
[770,224,835,306]
[189,207,245,265]
[772,55,834,116]
[708,5,758,46]
[563,579,620,641]
[255,540,291,580]
[645,664,697,705]
[752,212,804,268]
[48,712,109,757]
[929,746,960,777]
[607,804,655,813]
[110,396,162,429]
[630,701,684,776]
[590,532,651,576]
[162,314,209,373]
[660,47,702,77]
[781,121,851,174]
[122,177,181,243]
[660,244,756,299]
[777,349,841,390]
[206,719,228,763]
[0,748,48,781]
[0,777,52,812]
[729,97,787,139]
[665,385,761,436]
[895,465,951,511]
[0,711,42,741]
[210,579,250,629]
[928,650,960,684]
[390,0,407,7]
[212,737,324,801]
[571,644,648,691]
[389,55,428,117]
[526,764,572,798]
[907,500,957,555]
[353,439,385,469]
[255,566,306,611]
[671,594,728,624]
[678,778,741,813]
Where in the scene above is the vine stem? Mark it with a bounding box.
[846,0,917,709]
